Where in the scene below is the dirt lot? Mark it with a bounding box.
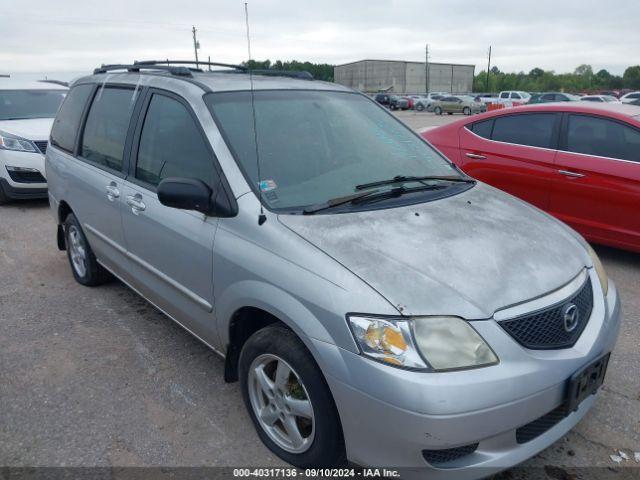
[1,111,638,478]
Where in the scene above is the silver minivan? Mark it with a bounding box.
[46,61,620,479]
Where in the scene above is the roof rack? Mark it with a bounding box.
[93,60,313,80]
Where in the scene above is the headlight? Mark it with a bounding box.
[0,130,37,153]
[347,315,498,371]
[587,244,608,296]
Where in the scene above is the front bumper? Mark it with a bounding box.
[308,270,621,479]
[0,149,47,200]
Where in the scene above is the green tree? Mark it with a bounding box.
[623,66,640,89]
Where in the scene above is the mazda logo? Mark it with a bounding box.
[563,303,579,332]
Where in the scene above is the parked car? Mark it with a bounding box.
[414,93,445,111]
[432,96,487,115]
[620,91,640,104]
[580,95,620,103]
[401,96,414,109]
[529,92,581,104]
[388,95,410,110]
[496,90,531,106]
[0,79,67,204]
[473,93,499,105]
[46,61,620,478]
[630,98,640,106]
[423,102,640,252]
[374,92,392,107]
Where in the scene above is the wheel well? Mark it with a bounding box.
[57,201,73,251]
[223,307,283,382]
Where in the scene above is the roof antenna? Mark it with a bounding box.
[245,2,266,226]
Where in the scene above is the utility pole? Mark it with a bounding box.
[192,26,200,68]
[486,45,492,92]
[425,44,430,95]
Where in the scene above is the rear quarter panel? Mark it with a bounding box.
[423,124,463,166]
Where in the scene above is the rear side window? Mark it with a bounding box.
[470,119,493,139]
[566,114,640,162]
[511,93,522,99]
[135,94,213,187]
[50,84,93,153]
[492,113,556,148]
[81,87,137,171]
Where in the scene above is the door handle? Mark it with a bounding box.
[558,170,585,178]
[126,195,146,214]
[105,184,120,201]
[465,153,487,160]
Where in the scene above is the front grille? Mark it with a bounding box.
[7,170,46,184]
[499,279,593,349]
[34,140,48,154]
[422,443,478,466]
[516,403,567,443]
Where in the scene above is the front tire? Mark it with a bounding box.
[239,325,345,467]
[463,107,471,115]
[64,213,112,286]
[434,106,442,115]
[416,104,424,111]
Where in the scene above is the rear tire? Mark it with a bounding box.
[64,213,112,286]
[463,107,471,115]
[416,104,424,111]
[239,325,346,468]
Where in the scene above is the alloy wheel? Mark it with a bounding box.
[248,354,315,453]
[68,225,87,277]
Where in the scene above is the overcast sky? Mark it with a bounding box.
[3,0,639,80]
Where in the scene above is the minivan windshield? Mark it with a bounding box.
[206,90,463,211]
[0,90,67,120]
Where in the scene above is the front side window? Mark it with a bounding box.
[135,94,213,187]
[0,89,67,121]
[50,84,93,152]
[206,90,460,211]
[566,114,640,162]
[491,113,556,148]
[511,93,522,99]
[500,92,509,99]
[81,87,137,171]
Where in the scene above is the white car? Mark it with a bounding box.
[414,92,449,111]
[580,95,620,103]
[620,91,640,104]
[497,90,531,106]
[0,79,67,204]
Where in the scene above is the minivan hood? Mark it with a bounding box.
[279,183,588,319]
[0,118,54,140]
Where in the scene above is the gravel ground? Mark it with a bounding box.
[0,111,638,478]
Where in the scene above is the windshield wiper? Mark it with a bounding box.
[355,175,474,191]
[351,184,447,206]
[303,189,380,214]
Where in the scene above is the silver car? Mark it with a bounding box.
[46,61,620,479]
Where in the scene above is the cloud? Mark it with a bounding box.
[2,0,638,77]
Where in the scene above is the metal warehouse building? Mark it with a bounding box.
[334,59,475,94]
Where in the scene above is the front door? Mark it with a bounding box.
[550,113,640,250]
[119,90,221,343]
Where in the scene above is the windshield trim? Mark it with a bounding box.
[204,88,470,215]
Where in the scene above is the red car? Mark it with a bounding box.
[423,103,640,253]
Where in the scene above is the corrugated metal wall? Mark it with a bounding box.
[334,60,475,94]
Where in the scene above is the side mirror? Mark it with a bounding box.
[157,177,213,214]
